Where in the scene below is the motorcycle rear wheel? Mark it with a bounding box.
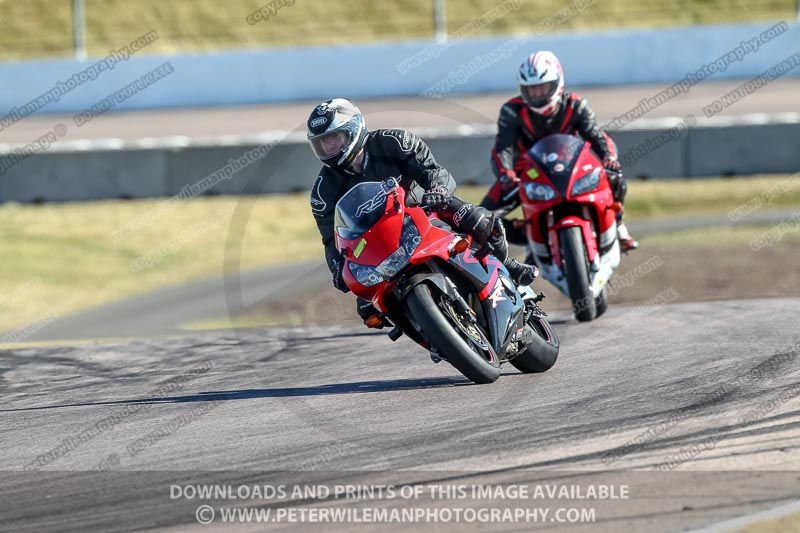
[508,315,560,373]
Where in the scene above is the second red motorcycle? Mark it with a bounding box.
[511,133,623,322]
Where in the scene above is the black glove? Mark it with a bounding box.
[330,257,349,293]
[420,186,449,209]
[603,156,621,173]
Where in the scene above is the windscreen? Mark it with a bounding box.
[334,182,389,241]
[528,134,585,197]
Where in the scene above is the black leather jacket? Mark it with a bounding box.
[310,128,456,274]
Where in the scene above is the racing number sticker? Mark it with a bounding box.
[354,239,367,258]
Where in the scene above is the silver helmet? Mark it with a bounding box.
[307,98,368,171]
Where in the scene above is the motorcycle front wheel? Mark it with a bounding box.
[560,226,596,322]
[406,282,501,384]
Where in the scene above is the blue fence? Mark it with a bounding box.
[0,21,798,116]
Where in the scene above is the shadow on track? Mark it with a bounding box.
[143,377,473,403]
[0,376,481,412]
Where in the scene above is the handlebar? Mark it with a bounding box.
[501,185,520,203]
[404,201,438,217]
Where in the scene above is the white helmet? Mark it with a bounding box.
[517,51,564,116]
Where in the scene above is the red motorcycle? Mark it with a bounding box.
[334,178,559,384]
[512,134,622,322]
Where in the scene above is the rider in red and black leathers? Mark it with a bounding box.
[484,92,618,212]
[307,98,537,327]
[480,51,637,251]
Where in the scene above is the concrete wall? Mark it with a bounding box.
[0,150,169,202]
[0,22,798,115]
[2,121,799,203]
[685,122,800,176]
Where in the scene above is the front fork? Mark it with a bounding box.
[384,269,474,347]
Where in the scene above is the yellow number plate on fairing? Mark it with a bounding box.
[354,238,367,258]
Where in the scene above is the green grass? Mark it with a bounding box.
[0,0,793,60]
[0,194,321,333]
[733,512,800,533]
[641,223,799,247]
[0,175,797,334]
[620,176,800,220]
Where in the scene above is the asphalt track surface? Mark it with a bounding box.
[0,79,798,145]
[2,297,800,532]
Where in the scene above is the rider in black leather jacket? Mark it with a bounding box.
[307,98,537,326]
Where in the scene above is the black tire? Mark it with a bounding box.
[406,283,501,384]
[560,226,596,322]
[595,287,608,318]
[509,316,560,373]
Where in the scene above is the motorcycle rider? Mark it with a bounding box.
[308,98,538,327]
[480,51,638,253]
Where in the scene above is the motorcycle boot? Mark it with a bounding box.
[356,297,389,329]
